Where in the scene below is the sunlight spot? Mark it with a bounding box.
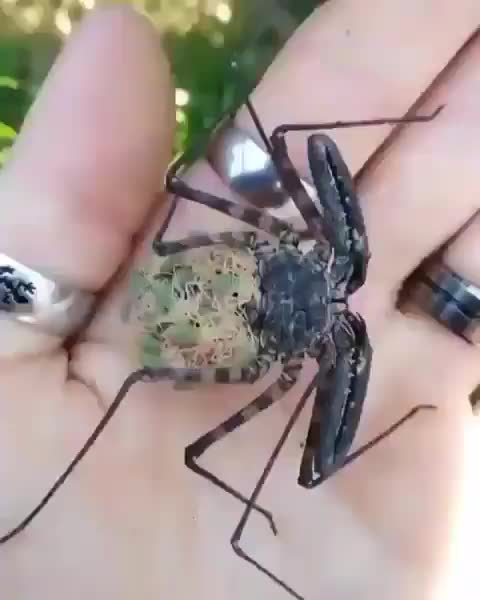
[55,9,72,35]
[215,2,232,23]
[175,88,190,107]
[176,109,186,123]
[22,5,43,29]
[79,0,95,10]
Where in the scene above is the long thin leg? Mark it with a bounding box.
[186,356,303,535]
[243,101,325,240]
[0,359,269,544]
[166,165,295,241]
[230,373,319,600]
[245,97,273,154]
[329,404,437,474]
[230,376,437,599]
[153,231,256,256]
[298,313,437,489]
[304,404,437,492]
[270,105,444,138]
[266,112,370,291]
[242,99,443,158]
[271,113,441,247]
[144,363,284,527]
[247,101,444,248]
[0,367,152,544]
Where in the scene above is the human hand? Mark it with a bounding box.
[1,4,480,600]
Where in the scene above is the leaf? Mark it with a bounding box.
[0,86,32,131]
[0,76,18,90]
[0,121,16,139]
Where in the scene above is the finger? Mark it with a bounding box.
[402,209,480,370]
[140,1,480,331]
[233,2,479,178]
[354,27,480,303]
[159,3,480,277]
[0,6,174,354]
[443,212,480,287]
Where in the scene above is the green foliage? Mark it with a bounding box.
[0,1,322,167]
[0,32,62,165]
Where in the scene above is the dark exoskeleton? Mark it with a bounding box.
[0,98,442,599]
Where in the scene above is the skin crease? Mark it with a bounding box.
[1,3,480,600]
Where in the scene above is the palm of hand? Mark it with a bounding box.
[1,6,480,600]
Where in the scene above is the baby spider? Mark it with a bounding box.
[0,97,443,599]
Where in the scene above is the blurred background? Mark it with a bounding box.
[0,0,323,166]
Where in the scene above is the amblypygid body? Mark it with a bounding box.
[0,98,442,600]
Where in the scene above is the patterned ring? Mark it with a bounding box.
[407,259,480,345]
[0,253,95,337]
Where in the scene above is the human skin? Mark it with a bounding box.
[1,3,480,599]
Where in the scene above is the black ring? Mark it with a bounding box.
[407,260,480,345]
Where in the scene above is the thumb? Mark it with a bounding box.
[0,6,175,356]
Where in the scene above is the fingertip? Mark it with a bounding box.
[0,6,175,291]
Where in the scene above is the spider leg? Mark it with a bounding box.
[230,372,319,600]
[186,355,303,536]
[244,97,443,159]
[0,360,265,544]
[166,160,295,241]
[153,231,256,256]
[269,105,444,138]
[0,367,152,544]
[298,312,436,489]
[268,127,325,241]
[333,403,437,473]
[307,134,369,294]
[298,312,370,486]
[267,127,369,292]
[245,100,443,291]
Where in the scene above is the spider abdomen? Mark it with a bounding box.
[130,242,263,370]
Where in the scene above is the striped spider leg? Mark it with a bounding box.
[0,137,303,544]
[152,211,305,535]
[0,354,298,543]
[0,206,300,544]
[222,101,441,598]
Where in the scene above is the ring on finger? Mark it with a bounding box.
[206,117,316,232]
[405,258,480,346]
[0,253,95,338]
